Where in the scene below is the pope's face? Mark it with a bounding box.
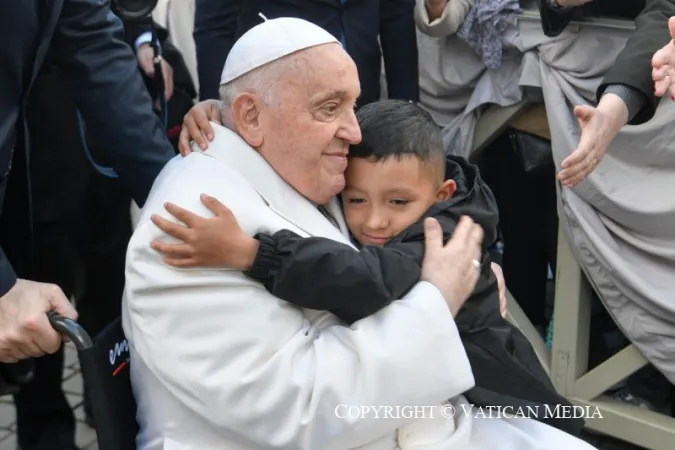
[257,43,362,205]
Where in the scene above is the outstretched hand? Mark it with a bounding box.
[652,17,675,99]
[558,93,627,187]
[558,105,604,187]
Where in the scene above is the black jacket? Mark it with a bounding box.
[0,0,175,296]
[538,0,675,123]
[235,0,419,107]
[247,156,585,436]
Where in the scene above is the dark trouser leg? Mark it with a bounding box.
[74,172,132,424]
[194,0,243,100]
[477,131,557,328]
[14,222,77,450]
[76,172,131,342]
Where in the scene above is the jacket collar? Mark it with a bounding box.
[201,123,352,245]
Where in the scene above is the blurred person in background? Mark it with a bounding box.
[125,20,198,151]
[194,0,243,101]
[193,0,420,107]
[153,0,199,94]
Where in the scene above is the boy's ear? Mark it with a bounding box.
[436,179,457,201]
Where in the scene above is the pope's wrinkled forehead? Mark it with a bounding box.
[303,47,360,101]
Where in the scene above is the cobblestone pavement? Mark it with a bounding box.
[0,343,648,450]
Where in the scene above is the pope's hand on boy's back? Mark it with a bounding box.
[421,216,483,317]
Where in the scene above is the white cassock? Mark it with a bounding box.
[122,123,597,450]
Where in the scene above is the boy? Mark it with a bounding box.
[152,99,583,436]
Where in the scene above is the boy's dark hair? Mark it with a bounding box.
[350,100,445,177]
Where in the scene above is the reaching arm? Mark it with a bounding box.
[600,85,648,125]
[246,230,422,323]
[50,0,175,206]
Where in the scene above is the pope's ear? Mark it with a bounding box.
[231,92,264,147]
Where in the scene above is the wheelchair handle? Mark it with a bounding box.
[47,312,94,351]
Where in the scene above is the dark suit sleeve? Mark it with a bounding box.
[245,231,422,323]
[0,247,17,297]
[50,0,175,206]
[598,0,675,123]
[379,0,420,102]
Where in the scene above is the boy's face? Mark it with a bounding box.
[342,156,456,246]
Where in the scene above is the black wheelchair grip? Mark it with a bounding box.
[47,312,94,351]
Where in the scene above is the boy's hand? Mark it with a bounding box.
[178,100,223,155]
[491,262,507,318]
[150,194,258,270]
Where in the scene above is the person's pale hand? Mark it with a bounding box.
[558,104,604,187]
[150,194,259,270]
[652,17,675,99]
[491,262,507,318]
[421,216,483,317]
[160,59,174,101]
[0,279,78,362]
[424,0,448,21]
[178,100,223,156]
[137,45,174,101]
[425,0,447,8]
[137,44,155,76]
[558,94,627,187]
